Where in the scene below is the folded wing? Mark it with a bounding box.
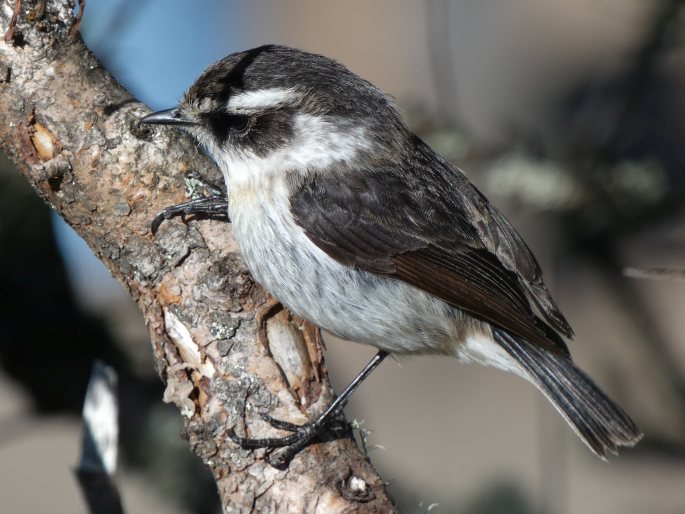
[290,137,572,355]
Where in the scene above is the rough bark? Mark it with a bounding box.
[0,2,397,512]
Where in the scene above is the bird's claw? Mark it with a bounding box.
[228,413,322,450]
[151,194,229,234]
[228,409,350,468]
[258,412,310,433]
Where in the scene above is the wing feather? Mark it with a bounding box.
[291,137,572,355]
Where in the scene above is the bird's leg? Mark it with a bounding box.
[229,350,389,468]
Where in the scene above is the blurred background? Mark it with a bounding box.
[1,0,685,512]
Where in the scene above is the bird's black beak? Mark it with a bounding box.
[140,107,196,127]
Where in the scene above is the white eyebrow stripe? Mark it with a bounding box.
[227,87,298,111]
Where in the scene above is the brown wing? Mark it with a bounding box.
[290,137,572,355]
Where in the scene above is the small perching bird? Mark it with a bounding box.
[141,44,642,466]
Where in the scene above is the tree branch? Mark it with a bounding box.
[0,1,396,512]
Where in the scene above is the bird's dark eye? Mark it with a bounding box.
[205,111,252,143]
[226,114,251,135]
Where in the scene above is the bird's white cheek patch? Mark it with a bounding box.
[291,114,371,168]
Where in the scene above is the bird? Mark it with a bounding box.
[141,44,642,465]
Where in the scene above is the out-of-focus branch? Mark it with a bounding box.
[424,0,460,130]
[76,361,124,514]
[624,267,685,282]
[0,2,396,512]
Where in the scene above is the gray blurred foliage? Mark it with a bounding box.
[418,0,685,458]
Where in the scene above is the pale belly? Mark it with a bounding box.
[229,186,468,355]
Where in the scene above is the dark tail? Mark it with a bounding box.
[493,328,642,459]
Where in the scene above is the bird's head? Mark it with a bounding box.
[141,45,408,186]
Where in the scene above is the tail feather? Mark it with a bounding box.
[492,328,642,459]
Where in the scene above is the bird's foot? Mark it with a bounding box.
[229,351,388,468]
[151,194,229,234]
[228,409,350,468]
[151,171,229,234]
